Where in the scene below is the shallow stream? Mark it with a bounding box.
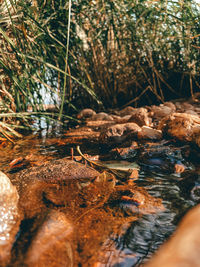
[1,123,200,267]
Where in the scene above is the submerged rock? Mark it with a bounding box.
[110,141,139,160]
[0,171,21,266]
[137,143,188,174]
[17,158,116,218]
[110,185,165,216]
[24,210,74,267]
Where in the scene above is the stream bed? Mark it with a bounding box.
[0,123,199,267]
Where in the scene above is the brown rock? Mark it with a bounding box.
[77,108,96,119]
[128,108,151,127]
[144,205,200,267]
[0,172,21,266]
[89,112,114,121]
[150,104,173,120]
[163,102,176,111]
[17,159,100,218]
[114,115,132,124]
[24,210,74,267]
[99,123,141,144]
[138,126,162,140]
[158,113,200,142]
[118,106,136,116]
[185,110,198,116]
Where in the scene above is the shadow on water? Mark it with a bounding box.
[0,121,199,267]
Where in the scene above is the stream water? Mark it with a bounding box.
[0,122,199,267]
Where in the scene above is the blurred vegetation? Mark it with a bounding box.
[0,0,200,140]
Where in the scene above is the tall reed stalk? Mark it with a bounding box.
[0,0,200,140]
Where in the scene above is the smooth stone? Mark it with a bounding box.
[77,108,96,119]
[24,210,74,267]
[0,171,21,266]
[138,126,162,140]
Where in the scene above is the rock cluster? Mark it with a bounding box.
[77,93,200,147]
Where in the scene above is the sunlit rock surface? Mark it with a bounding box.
[138,126,162,140]
[89,112,114,121]
[145,204,200,267]
[158,112,200,143]
[0,171,21,266]
[24,210,74,267]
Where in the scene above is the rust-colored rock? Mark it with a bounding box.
[112,185,165,215]
[145,204,200,267]
[0,171,21,266]
[158,113,200,142]
[17,158,102,218]
[24,210,74,267]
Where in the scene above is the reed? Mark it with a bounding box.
[0,0,200,140]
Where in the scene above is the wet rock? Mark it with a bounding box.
[111,141,139,160]
[158,113,200,142]
[178,171,200,201]
[138,144,187,173]
[24,210,74,267]
[64,127,100,143]
[145,204,200,267]
[99,123,141,144]
[77,108,96,119]
[111,185,165,215]
[138,126,162,140]
[128,108,151,127]
[17,158,103,218]
[0,171,21,266]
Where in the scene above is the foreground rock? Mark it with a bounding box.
[25,210,74,267]
[0,171,21,266]
[17,158,116,218]
[145,204,200,267]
